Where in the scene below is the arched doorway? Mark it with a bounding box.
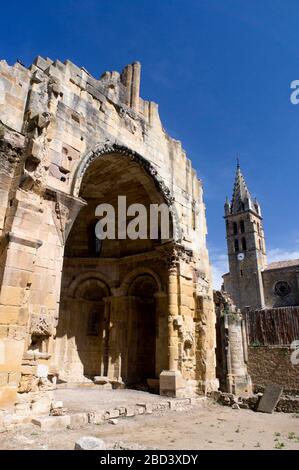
[126,274,158,386]
[55,149,171,386]
[55,277,110,382]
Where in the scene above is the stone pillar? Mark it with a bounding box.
[121,63,133,107]
[160,261,185,397]
[154,292,168,377]
[101,297,111,377]
[106,292,128,384]
[195,294,218,394]
[131,62,141,112]
[225,312,252,395]
[167,265,179,371]
[214,291,252,396]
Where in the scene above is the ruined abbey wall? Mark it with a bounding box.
[0,57,217,409]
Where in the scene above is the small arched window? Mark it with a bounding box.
[234,239,239,252]
[240,220,245,233]
[233,222,238,235]
[242,237,247,251]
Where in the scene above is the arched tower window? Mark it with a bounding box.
[241,237,247,251]
[233,222,238,235]
[257,223,261,236]
[234,239,239,252]
[240,220,245,233]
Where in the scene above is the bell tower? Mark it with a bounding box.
[223,161,267,310]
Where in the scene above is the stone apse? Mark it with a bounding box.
[0,57,217,408]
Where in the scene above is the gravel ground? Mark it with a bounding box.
[54,388,168,413]
[0,401,299,450]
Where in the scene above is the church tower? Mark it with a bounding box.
[223,162,267,310]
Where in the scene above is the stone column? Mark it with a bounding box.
[214,291,252,396]
[131,62,141,112]
[160,260,185,397]
[101,297,111,377]
[105,290,128,385]
[154,292,168,377]
[167,264,179,371]
[225,312,252,395]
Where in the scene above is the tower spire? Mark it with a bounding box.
[231,161,253,214]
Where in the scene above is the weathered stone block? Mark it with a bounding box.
[31,399,51,415]
[125,406,135,417]
[88,411,104,424]
[69,412,88,429]
[159,370,185,398]
[104,408,120,420]
[32,415,71,430]
[8,371,21,386]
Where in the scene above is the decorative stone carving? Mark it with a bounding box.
[30,313,53,337]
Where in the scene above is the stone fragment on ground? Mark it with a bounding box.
[257,384,283,414]
[75,436,106,450]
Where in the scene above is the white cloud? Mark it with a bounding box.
[267,248,299,263]
[210,251,228,290]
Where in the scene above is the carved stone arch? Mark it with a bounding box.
[120,267,164,296]
[67,271,111,299]
[71,140,182,242]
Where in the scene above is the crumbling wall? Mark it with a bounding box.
[0,56,217,408]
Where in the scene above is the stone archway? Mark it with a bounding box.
[55,148,172,387]
[55,276,110,382]
[125,274,158,386]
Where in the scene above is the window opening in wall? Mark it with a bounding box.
[87,311,101,336]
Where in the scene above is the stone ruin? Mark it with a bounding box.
[0,56,218,416]
[214,290,252,396]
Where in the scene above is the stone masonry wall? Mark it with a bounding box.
[248,346,299,390]
[0,56,217,407]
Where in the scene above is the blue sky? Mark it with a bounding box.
[1,0,299,286]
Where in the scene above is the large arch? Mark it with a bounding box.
[55,146,171,387]
[71,141,181,242]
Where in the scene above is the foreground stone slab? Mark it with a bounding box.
[257,383,283,413]
[32,415,70,430]
[75,436,106,450]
